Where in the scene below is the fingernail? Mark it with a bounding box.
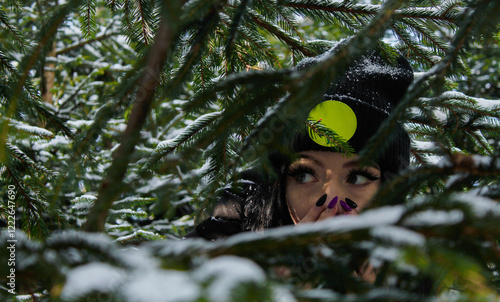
[328,196,338,209]
[345,198,358,209]
[340,200,352,212]
[316,194,327,207]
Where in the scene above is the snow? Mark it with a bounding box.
[454,193,500,217]
[361,56,402,78]
[432,109,448,123]
[109,209,146,215]
[412,140,437,151]
[120,247,159,270]
[60,243,202,302]
[472,154,500,169]
[115,230,159,242]
[293,289,337,300]
[434,156,454,169]
[193,256,266,302]
[166,206,406,258]
[7,118,53,137]
[116,248,201,302]
[32,135,71,150]
[371,246,400,263]
[13,293,43,301]
[113,196,155,207]
[431,153,500,171]
[61,262,124,299]
[77,194,97,201]
[441,91,500,110]
[71,202,92,211]
[123,270,200,302]
[445,173,469,189]
[403,209,464,227]
[156,111,222,150]
[272,286,298,302]
[370,225,425,246]
[70,195,97,209]
[153,238,212,257]
[136,175,180,193]
[156,138,175,150]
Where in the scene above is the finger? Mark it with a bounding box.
[299,194,328,224]
[318,196,339,221]
[357,261,377,283]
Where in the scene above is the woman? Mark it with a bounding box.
[186,46,413,241]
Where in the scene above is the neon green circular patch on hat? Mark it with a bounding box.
[307,100,357,147]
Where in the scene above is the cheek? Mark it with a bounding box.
[349,182,381,211]
[285,180,317,223]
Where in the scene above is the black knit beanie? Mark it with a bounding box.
[292,49,413,177]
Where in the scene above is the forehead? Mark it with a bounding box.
[295,151,379,170]
[296,151,357,163]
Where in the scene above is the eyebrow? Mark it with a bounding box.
[297,154,324,168]
[295,154,381,170]
[343,160,380,170]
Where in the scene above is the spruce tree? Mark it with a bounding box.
[0,0,499,301]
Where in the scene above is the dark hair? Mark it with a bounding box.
[242,163,294,232]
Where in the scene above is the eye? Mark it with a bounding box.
[346,170,380,185]
[288,166,317,184]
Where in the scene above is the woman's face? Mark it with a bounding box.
[285,151,382,224]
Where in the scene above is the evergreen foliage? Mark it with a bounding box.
[0,0,499,301]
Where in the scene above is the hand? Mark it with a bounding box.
[298,195,351,224]
[355,260,377,283]
[297,195,376,283]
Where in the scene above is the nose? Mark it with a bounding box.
[322,182,353,215]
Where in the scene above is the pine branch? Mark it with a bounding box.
[391,24,437,66]
[255,0,305,41]
[283,0,463,24]
[55,33,117,55]
[241,0,406,159]
[122,0,157,52]
[248,10,315,57]
[225,0,251,64]
[83,4,182,232]
[0,50,16,75]
[399,18,449,54]
[464,129,494,155]
[6,143,55,177]
[136,0,154,46]
[70,59,146,159]
[183,68,291,113]
[0,0,81,158]
[139,111,222,175]
[4,165,52,239]
[160,8,219,98]
[80,0,97,38]
[284,0,380,18]
[376,153,500,205]
[218,11,280,66]
[46,231,130,267]
[305,120,355,155]
[358,3,488,168]
[0,8,30,53]
[105,0,119,12]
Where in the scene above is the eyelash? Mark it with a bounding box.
[288,165,380,184]
[346,169,380,184]
[288,165,316,179]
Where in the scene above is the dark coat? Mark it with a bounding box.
[184,169,263,240]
